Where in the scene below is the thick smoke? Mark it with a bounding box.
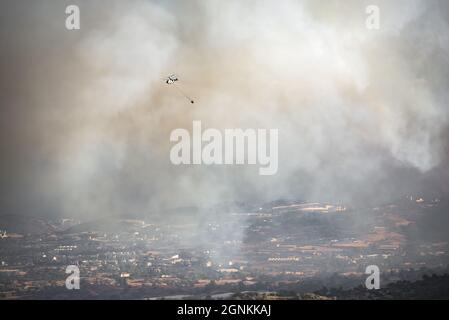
[1,0,449,220]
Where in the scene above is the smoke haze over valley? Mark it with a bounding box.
[1,0,449,220]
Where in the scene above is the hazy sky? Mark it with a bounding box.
[1,0,449,219]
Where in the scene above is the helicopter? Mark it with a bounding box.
[164,74,194,104]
